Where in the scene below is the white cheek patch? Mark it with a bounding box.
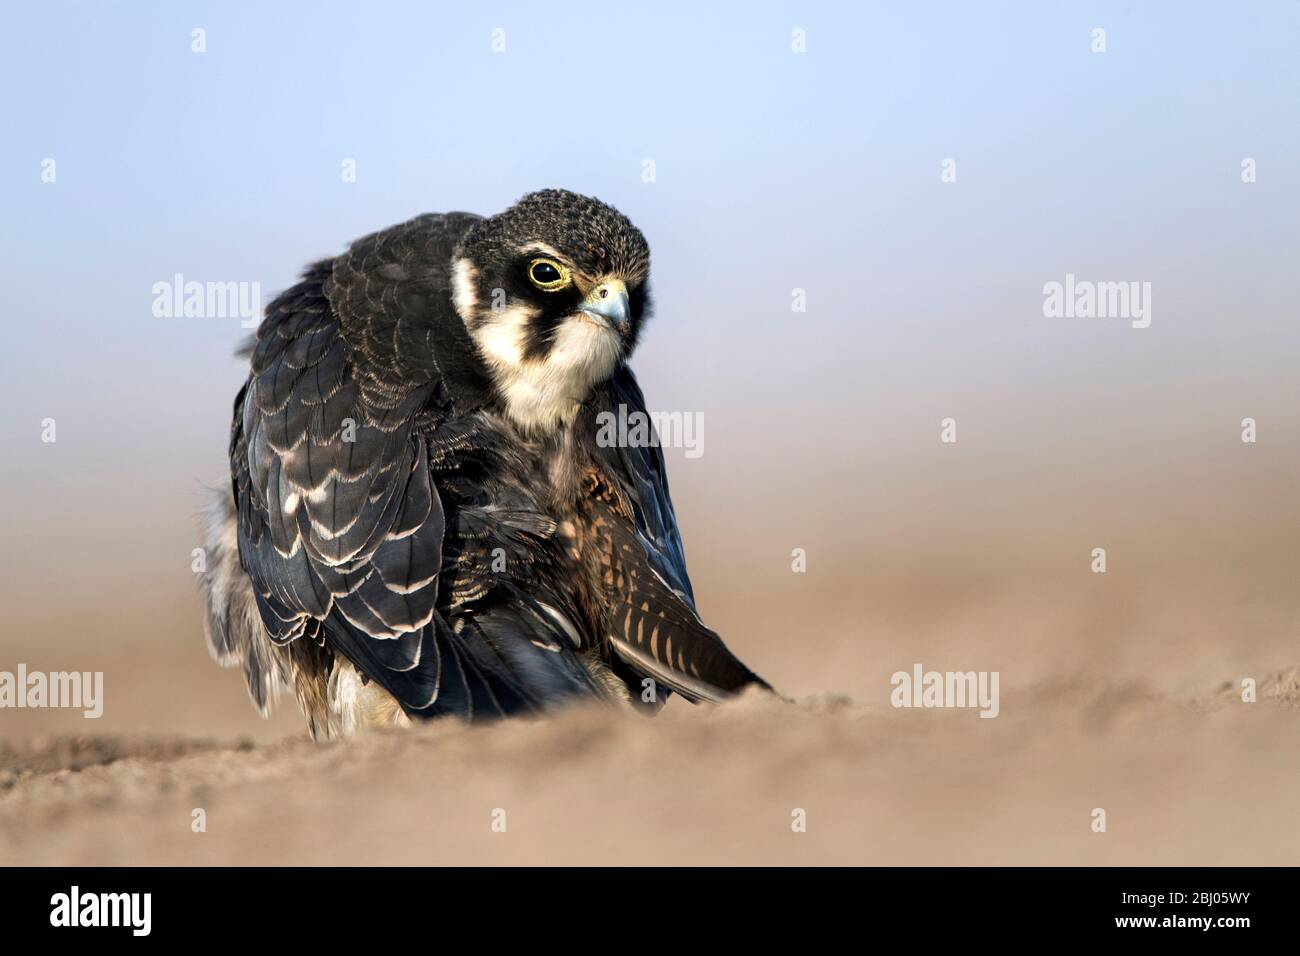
[450,257,479,322]
[470,302,535,369]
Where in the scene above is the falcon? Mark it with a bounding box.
[201,189,770,737]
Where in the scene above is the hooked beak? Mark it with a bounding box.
[579,279,630,332]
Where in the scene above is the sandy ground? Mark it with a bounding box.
[3,672,1300,866]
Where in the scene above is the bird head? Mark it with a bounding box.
[450,189,651,432]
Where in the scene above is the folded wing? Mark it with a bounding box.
[594,367,771,703]
[226,217,604,719]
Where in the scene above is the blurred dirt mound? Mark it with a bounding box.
[4,677,1299,866]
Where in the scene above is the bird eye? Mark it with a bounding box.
[528,258,571,291]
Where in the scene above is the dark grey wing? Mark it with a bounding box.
[592,366,771,703]
[228,214,602,719]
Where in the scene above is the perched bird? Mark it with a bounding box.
[201,189,770,738]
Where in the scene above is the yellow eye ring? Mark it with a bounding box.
[527,257,572,292]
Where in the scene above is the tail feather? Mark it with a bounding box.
[199,485,292,714]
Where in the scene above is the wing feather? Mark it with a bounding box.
[593,366,771,703]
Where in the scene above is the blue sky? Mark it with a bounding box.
[3,0,1298,498]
